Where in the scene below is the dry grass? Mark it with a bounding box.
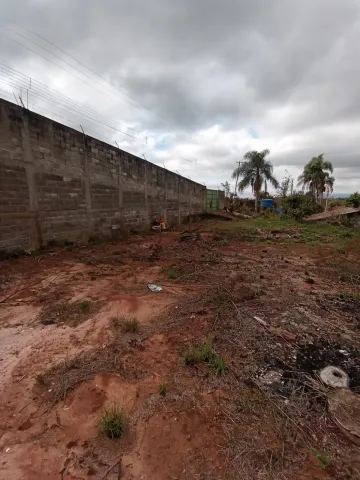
[111,315,140,333]
[38,300,102,327]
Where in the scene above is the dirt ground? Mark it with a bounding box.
[1,218,360,479]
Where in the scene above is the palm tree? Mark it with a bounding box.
[231,149,279,212]
[297,154,334,204]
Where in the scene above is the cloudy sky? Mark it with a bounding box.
[1,0,360,194]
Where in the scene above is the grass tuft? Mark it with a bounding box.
[184,345,203,366]
[111,315,140,333]
[99,403,126,439]
[80,301,90,313]
[159,381,169,396]
[336,292,360,303]
[168,265,177,280]
[184,338,227,375]
[219,237,229,246]
[311,449,332,469]
[211,354,227,375]
[59,373,68,401]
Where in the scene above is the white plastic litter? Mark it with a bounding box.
[147,284,163,292]
[319,366,349,388]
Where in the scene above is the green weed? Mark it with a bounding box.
[80,301,90,313]
[211,354,227,375]
[184,338,227,375]
[99,403,126,439]
[311,448,332,469]
[59,374,68,401]
[159,381,169,396]
[219,237,229,246]
[168,265,177,280]
[184,345,203,366]
[336,292,360,303]
[201,339,214,362]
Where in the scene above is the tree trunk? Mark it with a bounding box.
[255,167,260,213]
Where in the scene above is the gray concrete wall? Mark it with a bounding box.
[0,99,205,252]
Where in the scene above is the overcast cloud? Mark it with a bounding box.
[1,0,360,193]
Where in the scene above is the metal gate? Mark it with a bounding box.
[205,189,221,212]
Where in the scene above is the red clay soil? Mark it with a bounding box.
[0,228,360,479]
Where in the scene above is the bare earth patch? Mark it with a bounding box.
[1,220,360,479]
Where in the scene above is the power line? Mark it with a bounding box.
[0,74,148,144]
[0,31,144,113]
[1,24,178,133]
[0,24,206,159]
[0,90,190,175]
[0,42,198,162]
[0,64,142,139]
[2,21,203,145]
[7,21,178,129]
[0,84,196,163]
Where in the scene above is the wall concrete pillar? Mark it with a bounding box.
[117,150,124,225]
[178,177,181,225]
[144,161,149,226]
[21,114,42,249]
[82,135,93,236]
[164,169,168,221]
[189,185,192,216]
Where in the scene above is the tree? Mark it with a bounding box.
[282,192,322,220]
[277,171,293,200]
[231,149,279,212]
[297,154,334,204]
[346,192,360,208]
[324,176,335,211]
[221,181,231,197]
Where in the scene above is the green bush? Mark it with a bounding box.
[282,193,323,220]
[346,192,360,208]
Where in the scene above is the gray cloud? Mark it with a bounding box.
[1,0,360,192]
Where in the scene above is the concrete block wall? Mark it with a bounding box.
[0,99,206,252]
